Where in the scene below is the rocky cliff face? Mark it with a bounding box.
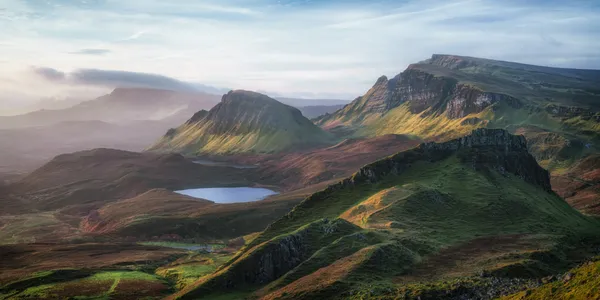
[291,129,551,218]
[425,54,480,70]
[546,104,600,121]
[317,64,522,127]
[354,128,550,191]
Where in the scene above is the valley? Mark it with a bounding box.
[1,55,600,300]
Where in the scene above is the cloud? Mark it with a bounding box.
[2,0,600,100]
[32,67,203,92]
[33,67,66,81]
[69,48,111,55]
[117,30,148,42]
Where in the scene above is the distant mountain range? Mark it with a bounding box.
[0,87,220,129]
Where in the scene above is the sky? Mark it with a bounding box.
[1,0,599,110]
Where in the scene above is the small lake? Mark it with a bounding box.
[140,242,221,252]
[175,187,278,204]
[193,159,258,169]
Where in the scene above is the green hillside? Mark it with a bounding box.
[501,257,600,300]
[172,129,600,299]
[316,55,600,174]
[150,90,332,154]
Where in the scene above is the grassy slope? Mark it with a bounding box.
[501,257,600,300]
[358,103,484,140]
[257,155,595,248]
[156,252,233,290]
[0,243,188,300]
[174,144,599,299]
[2,271,169,300]
[0,242,244,300]
[341,99,598,173]
[160,122,331,155]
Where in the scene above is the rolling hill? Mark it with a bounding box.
[79,188,305,242]
[4,148,252,214]
[172,129,600,299]
[237,134,422,191]
[150,90,332,155]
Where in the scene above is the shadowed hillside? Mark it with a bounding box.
[4,148,253,214]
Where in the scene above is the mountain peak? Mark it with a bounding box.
[150,90,332,154]
[375,75,388,84]
[219,89,286,108]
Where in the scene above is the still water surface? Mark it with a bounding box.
[175,187,278,203]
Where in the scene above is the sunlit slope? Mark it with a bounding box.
[316,55,600,172]
[150,90,332,154]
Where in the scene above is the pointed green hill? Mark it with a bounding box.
[150,90,332,154]
[172,129,599,300]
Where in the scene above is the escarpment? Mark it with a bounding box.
[294,129,550,212]
[317,64,523,129]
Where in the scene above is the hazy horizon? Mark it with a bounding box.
[1,0,599,112]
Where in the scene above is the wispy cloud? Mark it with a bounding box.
[31,67,203,92]
[69,48,111,55]
[1,0,599,101]
[117,30,148,42]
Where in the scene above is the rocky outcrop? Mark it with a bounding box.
[446,84,522,118]
[546,104,600,122]
[318,65,523,127]
[287,129,552,219]
[387,68,457,114]
[419,128,528,152]
[351,129,549,191]
[425,54,480,70]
